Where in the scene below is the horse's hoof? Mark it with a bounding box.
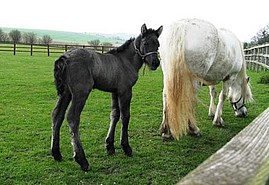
[188,124,201,137]
[208,115,215,120]
[188,131,201,137]
[161,133,174,141]
[213,118,224,127]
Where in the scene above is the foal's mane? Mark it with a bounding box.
[108,29,158,55]
[108,38,135,54]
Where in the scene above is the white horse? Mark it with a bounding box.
[160,18,253,140]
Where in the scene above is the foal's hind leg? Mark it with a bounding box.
[51,89,71,161]
[106,93,120,155]
[119,91,132,156]
[67,90,91,171]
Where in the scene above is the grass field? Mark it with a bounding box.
[0,52,268,184]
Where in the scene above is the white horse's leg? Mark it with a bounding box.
[188,81,200,136]
[188,121,200,136]
[208,85,217,118]
[213,83,228,126]
[160,88,172,139]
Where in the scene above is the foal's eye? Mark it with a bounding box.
[143,42,148,46]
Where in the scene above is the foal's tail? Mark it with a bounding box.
[54,56,67,96]
[164,24,197,140]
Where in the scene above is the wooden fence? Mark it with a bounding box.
[178,108,269,185]
[244,43,269,71]
[0,42,116,56]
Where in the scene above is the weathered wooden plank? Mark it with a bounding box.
[178,108,269,185]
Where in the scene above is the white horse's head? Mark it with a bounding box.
[228,76,253,117]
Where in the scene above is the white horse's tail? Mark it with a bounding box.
[164,26,197,140]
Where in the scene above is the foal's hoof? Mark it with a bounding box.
[122,145,132,157]
[51,150,63,161]
[80,164,90,172]
[106,144,115,155]
[74,156,90,172]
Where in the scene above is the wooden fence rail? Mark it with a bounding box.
[0,42,116,56]
[244,43,269,71]
[178,108,269,185]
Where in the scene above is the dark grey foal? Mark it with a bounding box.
[50,24,163,171]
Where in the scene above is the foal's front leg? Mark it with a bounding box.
[119,91,132,157]
[106,93,120,155]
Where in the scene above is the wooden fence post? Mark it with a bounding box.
[47,45,50,57]
[30,44,33,56]
[13,43,16,55]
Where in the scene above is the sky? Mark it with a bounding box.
[1,0,268,42]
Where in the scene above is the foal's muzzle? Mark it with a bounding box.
[144,54,160,70]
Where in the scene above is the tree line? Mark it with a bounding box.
[87,39,113,47]
[244,23,269,48]
[0,28,114,47]
[0,28,53,45]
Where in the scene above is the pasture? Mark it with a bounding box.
[0,52,268,184]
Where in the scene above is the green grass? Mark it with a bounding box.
[0,52,268,184]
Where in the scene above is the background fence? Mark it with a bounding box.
[0,42,116,56]
[244,43,269,71]
[1,42,269,70]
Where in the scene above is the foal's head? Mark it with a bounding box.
[135,24,163,70]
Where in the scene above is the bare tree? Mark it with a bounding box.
[88,39,100,46]
[1,33,9,42]
[251,24,269,45]
[101,42,113,51]
[41,35,53,45]
[102,42,113,47]
[9,29,21,43]
[88,39,100,50]
[0,28,4,42]
[23,32,37,44]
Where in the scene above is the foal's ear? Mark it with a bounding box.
[156,25,163,37]
[141,24,147,35]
